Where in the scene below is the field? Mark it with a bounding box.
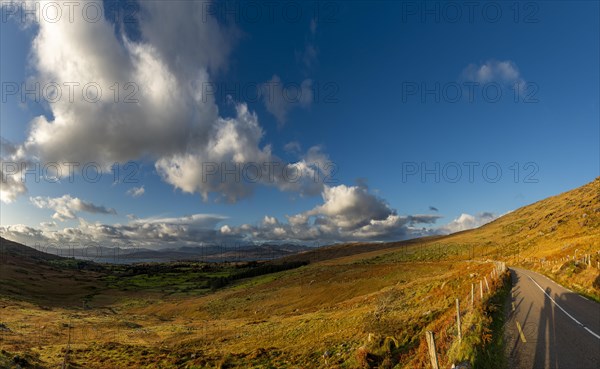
[1,241,507,368]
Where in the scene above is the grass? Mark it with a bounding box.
[1,257,501,368]
[446,271,511,369]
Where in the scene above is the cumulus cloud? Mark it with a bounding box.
[219,184,442,242]
[155,104,331,202]
[126,186,145,198]
[462,59,526,91]
[1,166,28,203]
[137,0,237,75]
[30,195,117,221]
[438,212,497,234]
[20,0,218,166]
[261,75,313,125]
[1,138,28,203]
[0,0,329,204]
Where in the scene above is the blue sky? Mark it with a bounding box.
[1,0,598,248]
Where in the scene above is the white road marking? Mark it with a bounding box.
[527,274,600,340]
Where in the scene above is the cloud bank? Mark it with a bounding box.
[2,182,497,248]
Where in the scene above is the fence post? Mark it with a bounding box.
[456,299,462,341]
[471,283,474,308]
[480,280,484,300]
[425,331,440,369]
[484,277,490,292]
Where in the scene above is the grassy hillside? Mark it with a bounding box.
[0,178,597,368]
[413,177,600,300]
[441,177,599,257]
[1,253,503,368]
[278,177,599,299]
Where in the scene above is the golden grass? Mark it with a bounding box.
[1,259,502,368]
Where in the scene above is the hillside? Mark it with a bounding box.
[0,237,64,262]
[419,177,600,300]
[441,177,599,257]
[0,178,597,368]
[0,238,109,307]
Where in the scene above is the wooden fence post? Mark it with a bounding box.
[425,331,439,369]
[484,277,490,292]
[471,283,474,308]
[456,299,462,341]
[480,280,484,300]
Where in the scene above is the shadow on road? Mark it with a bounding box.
[508,269,600,369]
[533,287,557,368]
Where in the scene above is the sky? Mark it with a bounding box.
[0,0,598,249]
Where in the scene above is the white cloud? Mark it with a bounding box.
[220,225,232,234]
[462,59,526,91]
[0,1,330,204]
[1,205,499,248]
[1,138,28,203]
[126,186,145,198]
[21,2,217,166]
[263,216,278,226]
[156,102,332,202]
[438,212,497,234]
[306,184,393,230]
[261,75,313,124]
[137,0,237,75]
[1,168,28,203]
[0,213,230,249]
[30,195,117,221]
[284,141,302,154]
[220,184,443,242]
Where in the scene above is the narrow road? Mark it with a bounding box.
[505,267,600,369]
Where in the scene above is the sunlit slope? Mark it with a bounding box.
[412,177,600,300]
[280,178,599,265]
[440,177,599,259]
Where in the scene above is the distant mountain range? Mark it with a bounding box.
[8,242,313,263]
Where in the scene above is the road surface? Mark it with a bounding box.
[505,267,600,369]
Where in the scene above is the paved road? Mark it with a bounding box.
[505,267,600,369]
